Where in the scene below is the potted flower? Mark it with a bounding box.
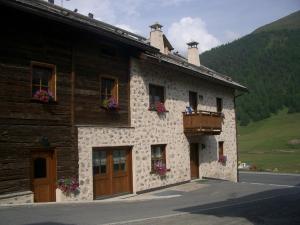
[102,96,119,111]
[57,177,79,196]
[33,90,54,103]
[153,161,167,176]
[149,101,167,114]
[218,155,227,164]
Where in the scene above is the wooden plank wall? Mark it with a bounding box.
[0,5,131,195]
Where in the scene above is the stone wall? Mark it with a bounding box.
[77,56,238,200]
[0,191,33,205]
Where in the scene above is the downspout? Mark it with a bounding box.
[234,91,246,182]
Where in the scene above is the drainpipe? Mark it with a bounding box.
[234,91,245,183]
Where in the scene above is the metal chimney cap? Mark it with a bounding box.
[187,41,199,48]
[150,22,163,30]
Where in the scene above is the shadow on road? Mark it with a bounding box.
[175,186,300,225]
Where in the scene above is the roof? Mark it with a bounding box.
[163,35,174,51]
[145,52,247,91]
[1,0,247,92]
[1,0,158,53]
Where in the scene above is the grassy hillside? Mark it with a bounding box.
[201,10,300,126]
[238,110,300,173]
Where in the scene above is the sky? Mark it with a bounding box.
[53,0,300,55]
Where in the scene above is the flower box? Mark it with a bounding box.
[218,155,227,164]
[149,102,168,113]
[101,97,119,111]
[32,90,56,104]
[151,162,169,176]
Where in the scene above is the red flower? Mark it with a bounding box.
[155,102,167,113]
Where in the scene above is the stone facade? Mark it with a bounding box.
[0,191,33,205]
[77,57,238,201]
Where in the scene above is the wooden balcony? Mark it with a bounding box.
[183,110,223,135]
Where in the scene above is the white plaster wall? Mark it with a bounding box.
[77,57,238,201]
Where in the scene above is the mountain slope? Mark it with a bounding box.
[254,10,300,33]
[201,10,300,125]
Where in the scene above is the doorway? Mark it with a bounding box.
[31,150,56,202]
[189,91,198,112]
[190,143,199,179]
[93,147,132,198]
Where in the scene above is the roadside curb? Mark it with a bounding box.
[239,171,300,176]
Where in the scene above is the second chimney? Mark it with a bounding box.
[187,41,200,66]
[149,22,164,53]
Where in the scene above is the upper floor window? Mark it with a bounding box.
[151,144,166,171]
[149,84,165,108]
[100,77,118,109]
[31,62,56,101]
[216,97,223,112]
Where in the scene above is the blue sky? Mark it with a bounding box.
[57,0,300,54]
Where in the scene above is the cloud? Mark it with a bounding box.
[224,30,241,42]
[167,17,221,54]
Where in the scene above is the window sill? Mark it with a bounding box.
[150,169,171,175]
[30,99,58,105]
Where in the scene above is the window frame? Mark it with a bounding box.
[151,144,166,171]
[216,97,223,113]
[149,84,165,108]
[31,61,57,101]
[100,75,119,103]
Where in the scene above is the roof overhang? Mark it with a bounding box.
[0,0,159,53]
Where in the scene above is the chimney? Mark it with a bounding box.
[149,22,164,53]
[88,13,94,19]
[48,0,54,4]
[187,41,200,66]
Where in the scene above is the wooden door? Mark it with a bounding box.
[32,151,56,202]
[93,147,132,198]
[189,91,198,112]
[112,149,131,195]
[93,150,111,196]
[190,143,199,179]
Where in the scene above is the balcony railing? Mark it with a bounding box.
[183,110,223,135]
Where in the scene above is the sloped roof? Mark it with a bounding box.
[1,0,247,91]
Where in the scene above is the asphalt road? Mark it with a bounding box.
[1,172,300,225]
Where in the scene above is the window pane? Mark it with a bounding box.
[113,150,120,172]
[32,65,53,96]
[101,78,115,101]
[34,157,47,178]
[149,85,164,106]
[93,151,107,175]
[119,150,126,172]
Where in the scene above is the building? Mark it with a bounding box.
[0,0,247,204]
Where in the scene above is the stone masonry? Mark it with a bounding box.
[77,56,238,201]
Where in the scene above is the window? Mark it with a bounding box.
[31,62,56,99]
[100,77,118,102]
[149,84,165,108]
[216,97,223,112]
[151,145,166,170]
[189,91,198,111]
[113,150,126,172]
[34,157,47,178]
[93,151,107,175]
[218,141,224,158]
